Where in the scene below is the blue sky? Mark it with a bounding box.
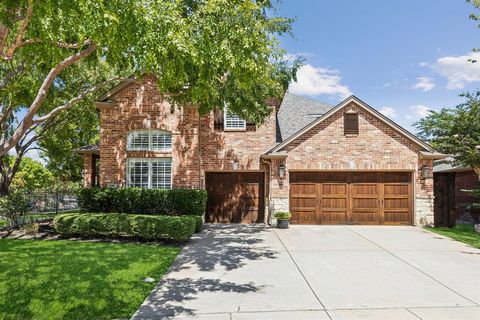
[278,0,480,131]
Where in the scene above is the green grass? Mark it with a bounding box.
[0,239,180,320]
[426,224,480,249]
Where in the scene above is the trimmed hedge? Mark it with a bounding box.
[77,188,207,216]
[53,213,197,242]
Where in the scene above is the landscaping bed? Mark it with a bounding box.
[0,238,180,320]
[426,224,480,249]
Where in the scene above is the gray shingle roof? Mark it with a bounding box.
[433,157,470,173]
[277,92,332,141]
[75,144,99,153]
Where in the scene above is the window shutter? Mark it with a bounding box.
[344,113,359,135]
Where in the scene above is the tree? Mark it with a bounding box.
[11,156,53,190]
[0,0,301,195]
[415,92,480,176]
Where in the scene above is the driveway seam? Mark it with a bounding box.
[271,228,331,319]
[347,227,480,307]
[406,308,424,320]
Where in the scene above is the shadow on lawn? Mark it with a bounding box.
[133,224,278,319]
[0,239,178,320]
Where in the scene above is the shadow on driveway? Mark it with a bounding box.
[132,224,278,319]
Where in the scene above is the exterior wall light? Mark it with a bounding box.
[421,165,433,179]
[278,163,286,178]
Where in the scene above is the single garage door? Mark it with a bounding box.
[206,172,265,223]
[290,171,412,225]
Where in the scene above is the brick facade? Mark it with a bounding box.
[268,102,435,225]
[82,77,437,226]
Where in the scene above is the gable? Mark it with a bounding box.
[267,96,436,154]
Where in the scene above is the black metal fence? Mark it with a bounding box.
[28,190,79,214]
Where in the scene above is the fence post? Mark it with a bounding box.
[55,189,59,215]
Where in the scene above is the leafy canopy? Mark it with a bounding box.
[415,92,480,175]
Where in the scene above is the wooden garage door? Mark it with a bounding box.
[206,172,265,223]
[290,172,412,225]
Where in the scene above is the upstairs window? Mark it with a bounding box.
[127,130,172,151]
[344,113,359,135]
[224,105,246,131]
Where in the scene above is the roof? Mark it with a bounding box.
[433,157,470,173]
[267,95,440,155]
[277,92,332,141]
[75,144,99,154]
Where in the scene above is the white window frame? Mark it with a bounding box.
[126,158,172,189]
[224,104,246,131]
[127,130,172,151]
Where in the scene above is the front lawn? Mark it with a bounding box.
[426,224,480,249]
[0,239,180,320]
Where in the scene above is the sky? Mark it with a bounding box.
[277,0,480,131]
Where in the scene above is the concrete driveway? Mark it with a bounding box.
[132,225,480,320]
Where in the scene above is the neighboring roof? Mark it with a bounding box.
[277,92,332,141]
[75,144,99,154]
[267,95,440,155]
[433,157,471,173]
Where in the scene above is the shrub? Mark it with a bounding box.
[130,215,195,241]
[54,213,196,242]
[185,215,203,233]
[77,188,207,216]
[274,211,292,220]
[0,188,32,227]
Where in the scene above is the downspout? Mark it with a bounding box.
[261,156,272,226]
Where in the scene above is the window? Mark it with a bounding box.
[127,130,172,151]
[224,105,246,130]
[127,158,172,189]
[344,113,359,135]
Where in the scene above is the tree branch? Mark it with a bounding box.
[33,76,125,124]
[0,63,24,90]
[2,0,33,60]
[0,41,97,157]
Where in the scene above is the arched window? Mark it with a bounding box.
[127,130,172,151]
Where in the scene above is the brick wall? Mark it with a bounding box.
[455,170,479,221]
[96,75,276,190]
[269,102,434,225]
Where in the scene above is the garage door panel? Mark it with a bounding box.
[289,172,412,225]
[291,211,318,224]
[321,211,348,224]
[322,183,347,195]
[206,172,264,223]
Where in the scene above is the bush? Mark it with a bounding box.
[54,213,196,242]
[0,188,32,227]
[77,188,207,216]
[274,211,292,220]
[185,215,203,233]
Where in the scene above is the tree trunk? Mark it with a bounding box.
[0,176,9,196]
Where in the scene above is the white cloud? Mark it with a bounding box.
[419,62,428,67]
[409,105,431,118]
[289,64,352,99]
[411,77,435,91]
[283,52,316,63]
[434,52,480,89]
[379,106,397,118]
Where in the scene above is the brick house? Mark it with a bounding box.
[77,75,445,226]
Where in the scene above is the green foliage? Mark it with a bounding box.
[54,213,197,242]
[130,215,196,242]
[0,188,31,226]
[274,211,292,220]
[11,157,53,190]
[185,215,204,233]
[415,92,480,175]
[77,187,207,216]
[0,238,179,319]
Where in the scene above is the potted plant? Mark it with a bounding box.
[274,211,292,229]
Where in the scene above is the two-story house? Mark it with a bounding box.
[77,75,445,226]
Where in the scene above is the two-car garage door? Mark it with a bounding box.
[290,172,412,225]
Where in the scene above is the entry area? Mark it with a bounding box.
[290,171,413,225]
[205,171,265,223]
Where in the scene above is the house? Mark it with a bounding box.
[433,160,479,226]
[77,75,445,226]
